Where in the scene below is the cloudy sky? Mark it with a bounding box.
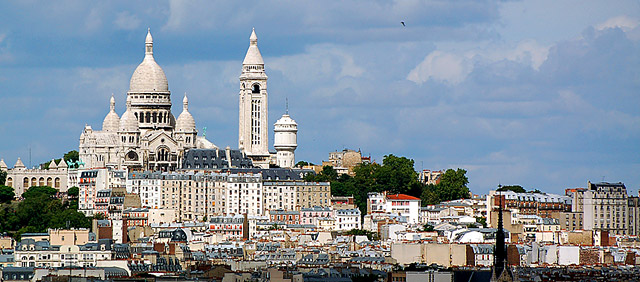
[0,1,638,195]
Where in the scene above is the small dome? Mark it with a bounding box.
[119,97,139,132]
[176,94,196,132]
[129,29,169,93]
[274,114,297,127]
[102,95,120,132]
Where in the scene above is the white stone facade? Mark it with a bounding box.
[239,29,270,168]
[79,28,295,172]
[225,174,263,216]
[1,158,72,197]
[79,29,216,173]
[334,208,361,231]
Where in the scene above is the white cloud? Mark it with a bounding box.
[114,11,141,30]
[508,40,549,70]
[596,15,639,31]
[407,51,472,85]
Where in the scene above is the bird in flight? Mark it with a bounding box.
[401,21,405,27]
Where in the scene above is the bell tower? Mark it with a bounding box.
[239,28,270,168]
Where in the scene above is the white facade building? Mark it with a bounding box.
[367,192,421,224]
[334,208,361,231]
[225,174,263,216]
[1,158,72,197]
[79,29,216,172]
[79,168,127,216]
[126,172,162,208]
[263,182,297,211]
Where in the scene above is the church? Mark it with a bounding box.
[78,28,297,171]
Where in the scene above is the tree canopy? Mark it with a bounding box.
[22,186,58,199]
[497,185,526,193]
[0,185,89,239]
[304,155,472,212]
[421,168,470,205]
[67,186,79,197]
[64,150,79,163]
[295,161,313,167]
[308,155,424,214]
[0,185,14,203]
[0,170,6,186]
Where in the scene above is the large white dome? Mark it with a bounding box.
[129,29,169,93]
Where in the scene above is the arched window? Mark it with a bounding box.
[153,112,157,123]
[134,112,138,120]
[126,151,139,161]
[7,177,12,187]
[31,178,37,187]
[23,178,29,188]
[146,112,151,123]
[55,178,60,188]
[46,177,52,187]
[252,84,260,93]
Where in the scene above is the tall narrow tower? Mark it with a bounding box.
[239,28,270,168]
[491,191,514,282]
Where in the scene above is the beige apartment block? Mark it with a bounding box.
[49,229,91,246]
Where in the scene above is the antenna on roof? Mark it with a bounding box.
[285,97,289,115]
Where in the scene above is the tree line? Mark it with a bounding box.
[0,186,90,239]
[303,154,471,215]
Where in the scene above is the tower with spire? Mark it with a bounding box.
[238,28,270,168]
[491,191,514,282]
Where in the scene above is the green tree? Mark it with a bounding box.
[345,228,379,241]
[64,150,79,163]
[295,161,313,167]
[22,186,58,199]
[305,165,339,182]
[420,224,435,232]
[476,216,487,228]
[67,186,79,197]
[434,168,470,202]
[374,154,422,197]
[0,186,15,203]
[0,170,6,186]
[420,185,439,205]
[497,185,526,193]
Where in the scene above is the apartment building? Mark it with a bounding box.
[583,182,629,235]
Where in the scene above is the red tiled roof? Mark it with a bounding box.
[386,194,420,201]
